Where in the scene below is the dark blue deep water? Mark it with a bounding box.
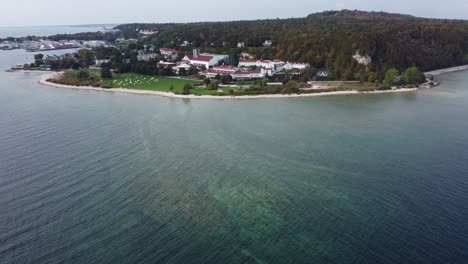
[1,50,468,263]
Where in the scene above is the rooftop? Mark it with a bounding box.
[160,48,181,54]
[186,55,214,62]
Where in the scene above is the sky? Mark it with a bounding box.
[1,0,468,27]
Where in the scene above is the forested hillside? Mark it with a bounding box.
[115,10,468,81]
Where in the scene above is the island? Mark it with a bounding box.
[6,9,468,98]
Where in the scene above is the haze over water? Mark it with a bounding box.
[1,28,468,263]
[0,25,110,39]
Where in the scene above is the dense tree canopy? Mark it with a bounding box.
[402,67,425,85]
[22,10,468,83]
[384,68,400,87]
[114,10,468,81]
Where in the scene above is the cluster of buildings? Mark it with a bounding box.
[159,48,181,60]
[200,58,311,80]
[139,28,159,37]
[4,39,112,53]
[82,40,108,48]
[155,48,311,80]
[2,37,121,53]
[199,59,309,80]
[238,59,310,71]
[182,49,229,69]
[236,40,273,48]
[137,50,158,62]
[156,49,229,74]
[201,65,274,80]
[0,41,20,50]
[24,40,81,52]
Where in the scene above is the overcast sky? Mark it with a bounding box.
[1,0,468,27]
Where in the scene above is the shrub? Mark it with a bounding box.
[183,83,193,94]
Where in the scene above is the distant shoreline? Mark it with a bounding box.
[38,73,418,99]
[425,65,468,76]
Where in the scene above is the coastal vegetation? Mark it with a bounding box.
[17,9,457,96]
[48,70,204,93]
[100,73,201,93]
[111,10,468,80]
[8,10,467,83]
[50,70,102,87]
[47,69,398,96]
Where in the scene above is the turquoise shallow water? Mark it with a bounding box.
[1,50,468,263]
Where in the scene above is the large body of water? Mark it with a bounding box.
[0,25,112,38]
[1,29,468,263]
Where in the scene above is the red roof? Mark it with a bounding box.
[186,55,214,62]
[213,65,237,71]
[232,70,262,75]
[202,69,232,75]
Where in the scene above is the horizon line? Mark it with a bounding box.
[0,9,466,28]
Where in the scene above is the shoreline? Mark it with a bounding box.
[38,73,419,100]
[425,64,468,76]
[29,63,468,99]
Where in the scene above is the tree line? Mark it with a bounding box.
[32,9,468,84]
[113,10,468,82]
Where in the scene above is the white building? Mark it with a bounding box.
[95,59,110,67]
[237,42,245,48]
[137,52,158,62]
[239,59,309,72]
[263,40,273,47]
[238,59,285,73]
[139,28,159,35]
[230,68,273,80]
[182,49,229,69]
[201,66,273,80]
[159,48,181,60]
[316,70,329,78]
[181,40,192,47]
[174,61,192,74]
[240,52,254,59]
[283,62,310,70]
[83,41,107,48]
[200,65,239,78]
[157,61,176,68]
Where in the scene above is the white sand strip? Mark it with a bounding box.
[38,73,418,100]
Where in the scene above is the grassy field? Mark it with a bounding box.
[99,73,249,95]
[55,70,382,96]
[101,73,202,93]
[57,70,246,95]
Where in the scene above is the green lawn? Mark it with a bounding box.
[336,82,379,91]
[101,73,202,93]
[99,73,249,95]
[191,86,243,95]
[61,70,248,95]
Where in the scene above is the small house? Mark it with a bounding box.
[39,64,52,71]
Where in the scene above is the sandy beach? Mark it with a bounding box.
[38,73,420,100]
[33,64,468,100]
[425,65,468,76]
